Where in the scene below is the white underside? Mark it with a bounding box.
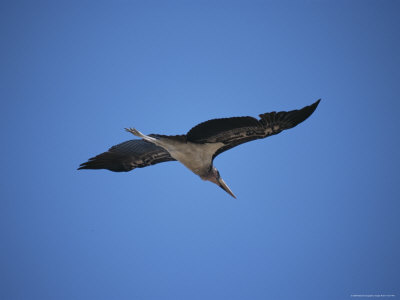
[164,141,224,175]
[131,130,221,175]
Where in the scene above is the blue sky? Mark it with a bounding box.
[1,0,399,299]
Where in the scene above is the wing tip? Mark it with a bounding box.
[77,152,135,172]
[77,164,90,170]
[290,98,321,125]
[313,98,321,108]
[306,98,321,115]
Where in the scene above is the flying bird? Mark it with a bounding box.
[78,100,320,198]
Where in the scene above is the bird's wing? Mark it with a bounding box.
[78,137,176,172]
[186,99,320,159]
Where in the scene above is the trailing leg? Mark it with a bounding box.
[125,128,159,144]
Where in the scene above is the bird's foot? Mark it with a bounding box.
[125,127,160,145]
[125,128,145,138]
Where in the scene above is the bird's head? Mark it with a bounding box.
[203,166,236,199]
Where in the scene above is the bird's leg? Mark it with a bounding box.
[125,128,145,138]
[125,128,159,144]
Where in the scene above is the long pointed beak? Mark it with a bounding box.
[217,177,237,199]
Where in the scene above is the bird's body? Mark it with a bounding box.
[78,100,321,198]
[157,139,224,177]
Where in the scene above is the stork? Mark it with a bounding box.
[78,100,320,198]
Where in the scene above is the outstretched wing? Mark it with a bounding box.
[78,137,176,172]
[186,99,320,159]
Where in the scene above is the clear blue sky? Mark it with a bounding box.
[1,1,399,299]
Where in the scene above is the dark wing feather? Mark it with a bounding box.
[78,137,176,172]
[186,99,320,159]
